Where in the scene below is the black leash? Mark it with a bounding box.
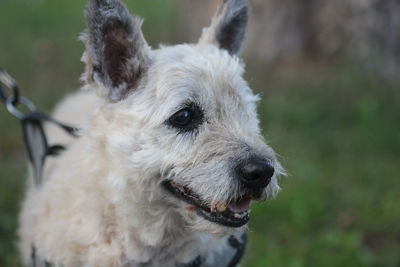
[0,66,79,186]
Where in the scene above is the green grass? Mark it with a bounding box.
[243,63,400,267]
[1,1,399,266]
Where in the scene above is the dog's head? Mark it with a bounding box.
[81,0,284,235]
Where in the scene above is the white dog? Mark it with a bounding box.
[18,0,284,266]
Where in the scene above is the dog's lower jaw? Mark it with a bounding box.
[182,204,250,235]
[188,214,247,239]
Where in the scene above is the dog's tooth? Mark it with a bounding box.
[216,203,227,212]
[234,212,243,219]
[210,204,217,212]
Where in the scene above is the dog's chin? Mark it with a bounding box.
[186,212,247,238]
[162,180,251,229]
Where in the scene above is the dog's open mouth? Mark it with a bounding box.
[162,180,250,227]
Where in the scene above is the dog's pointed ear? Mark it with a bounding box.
[82,0,151,102]
[198,0,249,55]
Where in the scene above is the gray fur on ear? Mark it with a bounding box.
[82,0,151,102]
[199,0,249,55]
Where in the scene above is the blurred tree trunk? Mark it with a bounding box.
[245,0,315,62]
[312,0,400,80]
[176,0,218,43]
[177,0,400,81]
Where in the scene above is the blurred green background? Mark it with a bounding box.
[0,0,399,266]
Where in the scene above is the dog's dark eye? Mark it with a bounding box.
[168,104,204,132]
[169,109,192,127]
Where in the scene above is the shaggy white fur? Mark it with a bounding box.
[18,0,284,266]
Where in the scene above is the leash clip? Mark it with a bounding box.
[0,65,80,189]
[6,96,36,120]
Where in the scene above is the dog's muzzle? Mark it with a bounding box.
[161,157,274,228]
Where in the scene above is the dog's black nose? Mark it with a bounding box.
[238,158,274,189]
